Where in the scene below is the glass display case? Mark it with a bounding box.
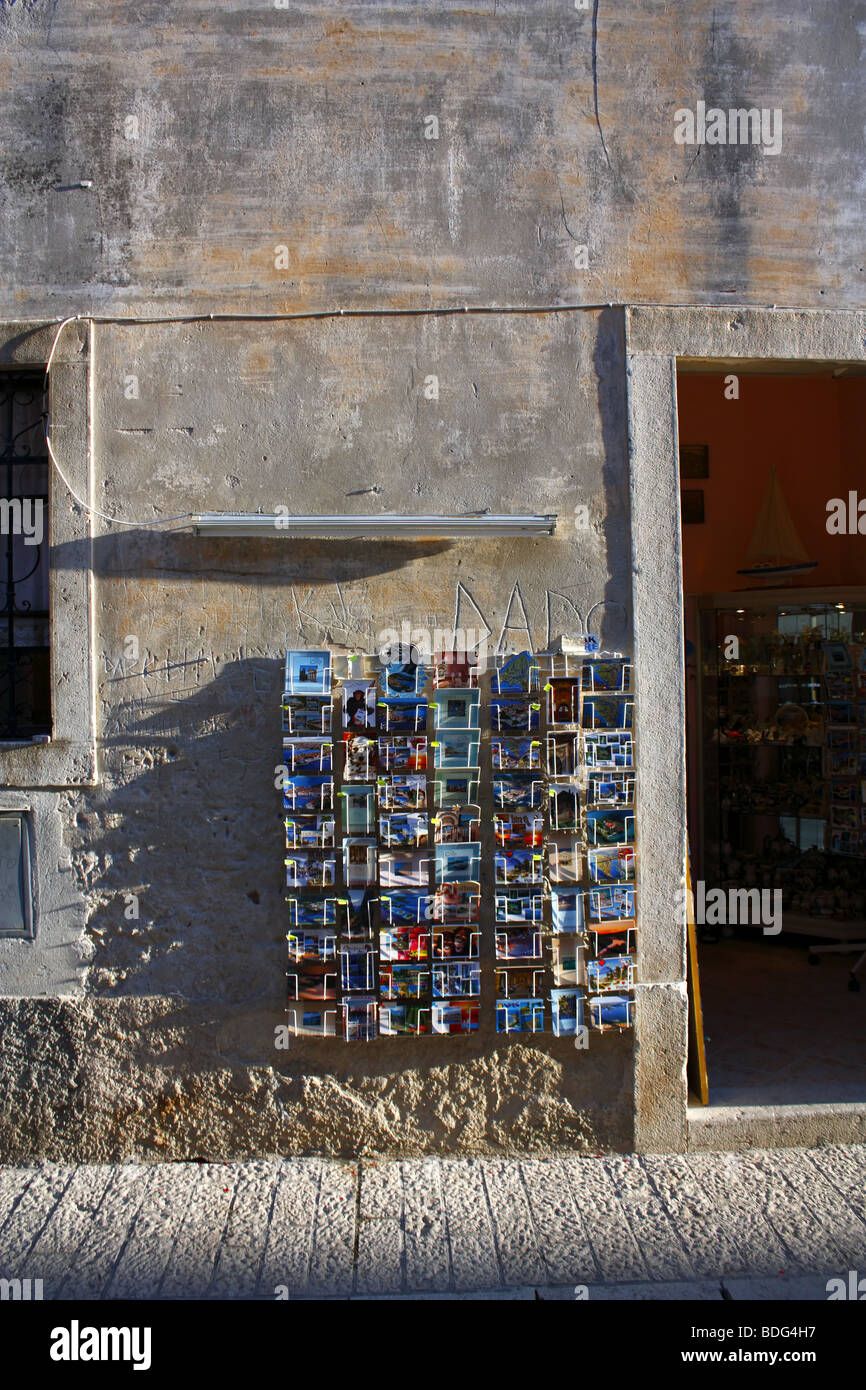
[697,592,866,925]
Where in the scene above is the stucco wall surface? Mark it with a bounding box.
[0,0,861,315]
[0,308,637,1158]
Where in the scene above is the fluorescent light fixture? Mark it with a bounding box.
[191,513,557,538]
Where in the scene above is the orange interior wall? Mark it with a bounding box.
[677,373,866,597]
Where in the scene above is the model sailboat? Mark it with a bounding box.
[737,466,817,580]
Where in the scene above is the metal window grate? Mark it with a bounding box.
[0,370,50,740]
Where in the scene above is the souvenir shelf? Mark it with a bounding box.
[696,593,866,921]
[282,639,638,1040]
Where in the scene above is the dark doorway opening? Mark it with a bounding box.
[677,360,866,1106]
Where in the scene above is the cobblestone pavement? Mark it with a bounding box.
[1,1145,865,1300]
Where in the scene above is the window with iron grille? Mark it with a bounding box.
[0,370,50,740]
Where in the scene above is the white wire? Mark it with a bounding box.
[45,315,192,529]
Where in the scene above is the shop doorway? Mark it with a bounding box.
[677,360,866,1106]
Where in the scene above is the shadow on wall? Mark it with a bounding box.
[595,306,632,658]
[75,656,292,1005]
[52,532,455,582]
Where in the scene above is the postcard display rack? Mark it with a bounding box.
[281,646,637,1040]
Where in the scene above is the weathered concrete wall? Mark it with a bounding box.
[0,308,637,1159]
[0,1,863,1158]
[0,1,861,315]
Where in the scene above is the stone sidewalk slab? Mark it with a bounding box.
[1,1146,865,1300]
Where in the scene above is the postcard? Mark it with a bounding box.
[830,804,859,832]
[491,697,540,733]
[582,659,630,694]
[340,943,378,993]
[547,680,580,726]
[495,928,542,960]
[285,1006,337,1038]
[494,891,543,924]
[285,814,336,849]
[496,998,544,1034]
[380,851,430,889]
[586,808,635,846]
[342,996,377,1042]
[826,747,858,777]
[432,1001,479,1034]
[546,734,578,776]
[493,813,543,848]
[344,785,376,833]
[379,698,428,734]
[494,847,543,885]
[287,929,338,963]
[433,732,480,768]
[285,649,331,696]
[436,843,482,884]
[823,641,852,673]
[378,735,428,772]
[338,889,372,935]
[282,695,333,737]
[432,688,481,730]
[825,674,854,701]
[378,774,427,809]
[587,954,635,993]
[827,700,858,726]
[433,651,479,689]
[495,966,543,998]
[433,805,481,844]
[830,829,859,856]
[433,880,481,924]
[551,888,583,933]
[287,959,339,1002]
[827,727,858,751]
[493,737,541,771]
[433,770,479,807]
[380,812,429,847]
[549,840,581,882]
[379,926,430,962]
[379,658,425,697]
[283,775,333,812]
[493,774,543,810]
[493,650,539,694]
[379,963,430,1000]
[342,680,377,731]
[283,738,332,773]
[551,988,583,1038]
[590,923,637,958]
[583,695,633,730]
[431,925,479,959]
[286,895,342,929]
[380,889,435,925]
[586,771,635,808]
[343,734,377,781]
[285,850,336,890]
[432,960,481,998]
[588,845,635,884]
[584,731,634,769]
[588,994,634,1031]
[342,837,378,886]
[549,783,581,831]
[379,1003,430,1036]
[552,940,579,987]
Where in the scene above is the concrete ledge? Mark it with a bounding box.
[689,1102,866,1152]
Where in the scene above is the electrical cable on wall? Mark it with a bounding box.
[40,295,781,530]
